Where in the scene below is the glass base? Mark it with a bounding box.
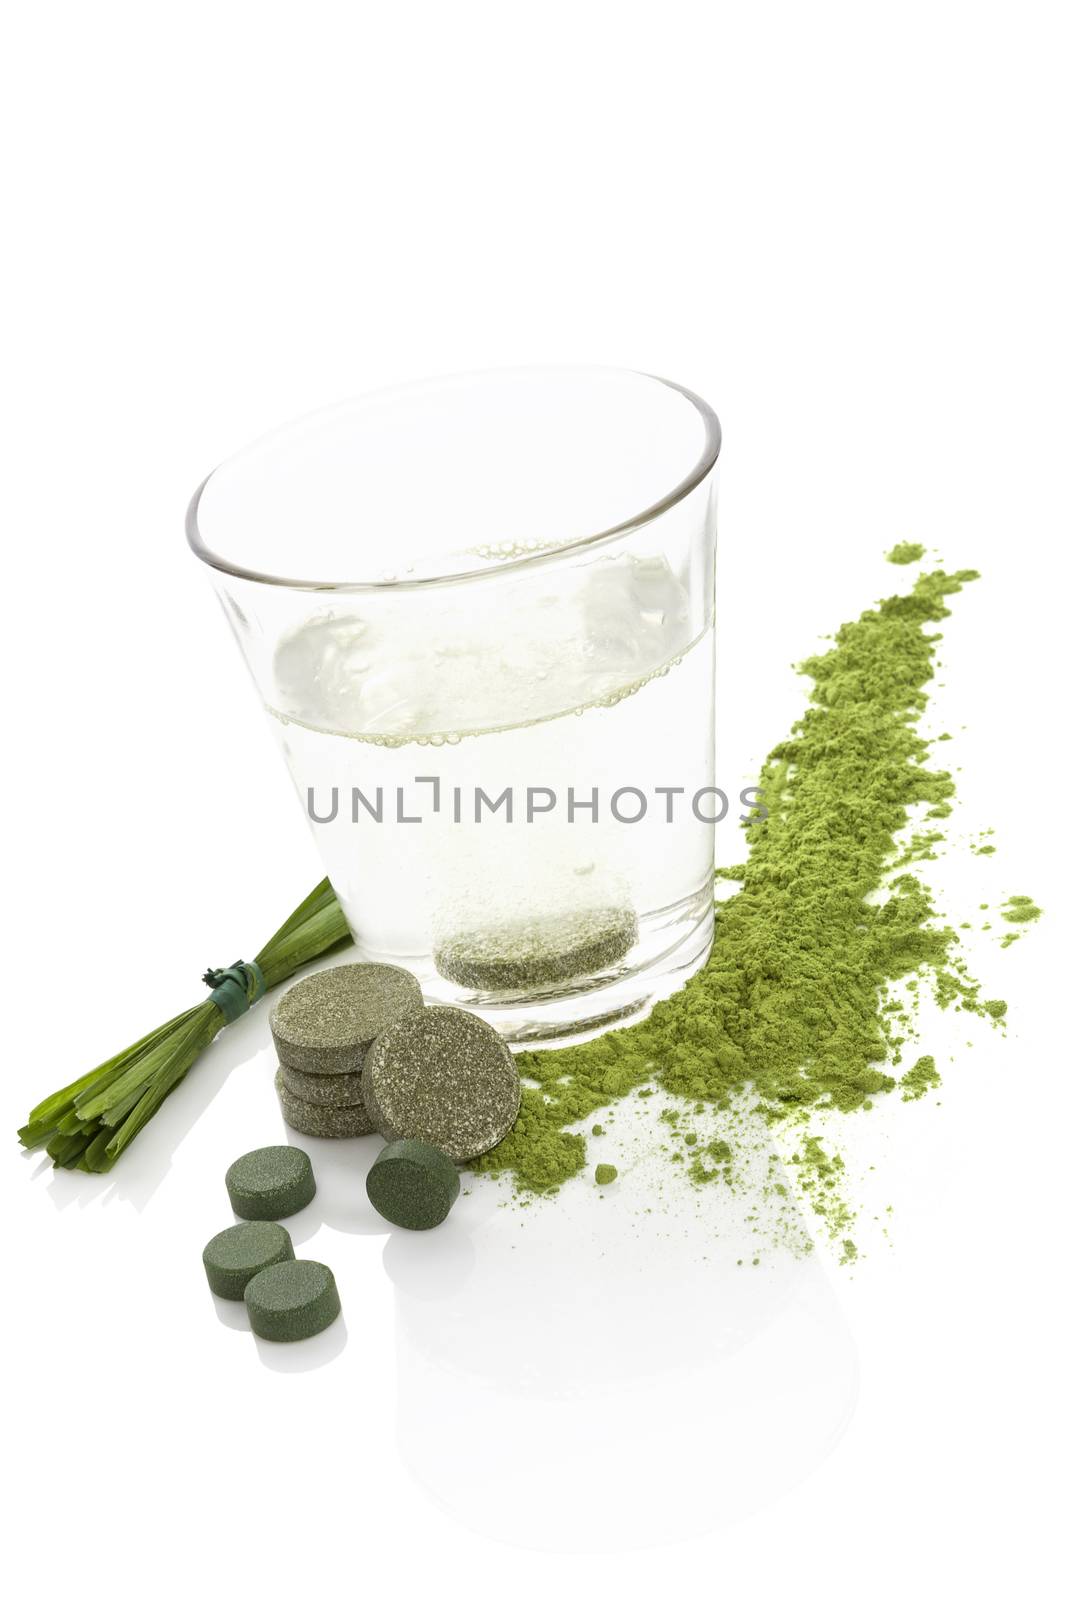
[352,894,715,1049]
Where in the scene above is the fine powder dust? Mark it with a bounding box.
[472,559,1041,1251]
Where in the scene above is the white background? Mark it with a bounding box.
[2,3,1065,1596]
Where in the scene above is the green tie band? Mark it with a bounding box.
[203,961,266,1024]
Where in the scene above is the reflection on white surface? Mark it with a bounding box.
[211,1294,249,1332]
[24,1003,858,1548]
[30,1014,271,1213]
[209,1275,349,1369]
[254,1313,348,1372]
[281,1120,391,1237]
[384,1118,859,1552]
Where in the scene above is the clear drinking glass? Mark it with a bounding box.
[187,367,720,1042]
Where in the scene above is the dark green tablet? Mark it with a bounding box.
[366,1139,461,1230]
[202,1221,294,1300]
[225,1144,316,1220]
[244,1259,341,1343]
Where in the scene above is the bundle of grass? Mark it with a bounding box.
[18,878,351,1172]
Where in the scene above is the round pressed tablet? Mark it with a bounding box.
[244,1259,341,1343]
[366,1139,461,1230]
[362,1005,520,1162]
[435,904,637,992]
[202,1221,294,1299]
[225,1144,316,1220]
[275,1070,374,1138]
[270,962,423,1075]
[279,1061,365,1107]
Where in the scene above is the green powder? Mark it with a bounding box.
[998,894,1042,949]
[790,1137,854,1255]
[886,541,926,565]
[899,1055,941,1101]
[689,1136,735,1187]
[1001,895,1041,925]
[470,559,1032,1247]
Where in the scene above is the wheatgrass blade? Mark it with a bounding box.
[17,879,353,1172]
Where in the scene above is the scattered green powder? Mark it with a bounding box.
[899,1055,941,1101]
[595,1164,618,1186]
[892,829,945,868]
[886,541,926,564]
[789,1136,854,1244]
[471,559,1034,1249]
[998,895,1042,949]
[1001,895,1042,925]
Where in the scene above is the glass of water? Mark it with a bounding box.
[188,368,720,1042]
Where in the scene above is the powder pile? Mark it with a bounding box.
[886,540,926,565]
[472,562,1016,1225]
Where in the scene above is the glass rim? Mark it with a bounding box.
[185,366,721,593]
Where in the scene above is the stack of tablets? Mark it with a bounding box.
[269,963,423,1137]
